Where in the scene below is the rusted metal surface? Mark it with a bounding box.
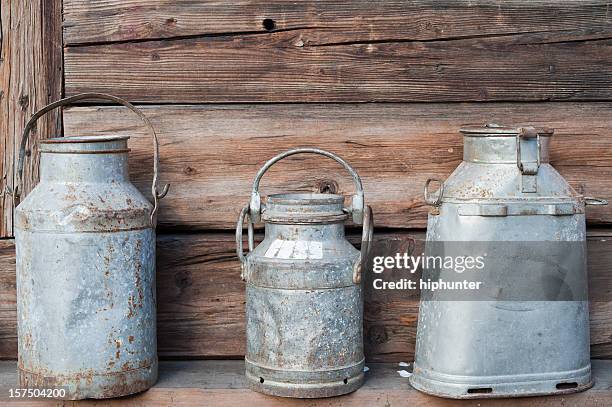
[14,94,168,399]
[411,124,606,399]
[237,148,373,398]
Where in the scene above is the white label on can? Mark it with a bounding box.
[264,239,284,258]
[264,240,323,259]
[293,241,309,260]
[307,241,323,259]
[277,240,296,259]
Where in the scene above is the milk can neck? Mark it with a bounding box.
[462,134,551,164]
[38,136,130,183]
[265,222,346,241]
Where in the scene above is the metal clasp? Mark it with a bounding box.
[424,178,444,214]
[516,126,541,193]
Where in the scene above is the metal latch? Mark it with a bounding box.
[516,126,541,193]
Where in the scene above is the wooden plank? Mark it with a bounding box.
[63,103,612,230]
[63,26,612,103]
[0,0,63,237]
[0,240,15,359]
[63,0,612,45]
[1,231,611,361]
[1,360,612,405]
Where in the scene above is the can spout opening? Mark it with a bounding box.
[262,193,347,223]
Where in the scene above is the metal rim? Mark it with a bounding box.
[460,123,554,137]
[40,135,130,144]
[266,193,345,205]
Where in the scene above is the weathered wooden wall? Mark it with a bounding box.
[0,0,63,237]
[1,0,612,363]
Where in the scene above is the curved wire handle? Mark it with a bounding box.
[249,148,365,224]
[236,205,255,281]
[15,93,169,226]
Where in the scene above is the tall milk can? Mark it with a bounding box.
[14,93,169,399]
[236,148,373,398]
[410,124,607,398]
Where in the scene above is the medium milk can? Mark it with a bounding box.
[410,124,606,398]
[236,148,373,398]
[14,93,169,399]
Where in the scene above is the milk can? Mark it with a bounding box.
[410,124,607,398]
[236,148,373,398]
[14,93,169,399]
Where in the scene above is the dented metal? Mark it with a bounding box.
[410,124,606,398]
[14,94,168,400]
[237,148,373,398]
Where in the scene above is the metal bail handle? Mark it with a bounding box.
[353,205,374,284]
[516,126,541,175]
[15,93,169,227]
[236,205,255,281]
[249,148,365,224]
[424,178,445,207]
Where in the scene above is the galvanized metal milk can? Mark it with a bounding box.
[236,148,373,398]
[14,93,169,399]
[410,124,607,398]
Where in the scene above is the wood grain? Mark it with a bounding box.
[0,0,63,237]
[64,28,612,103]
[62,0,612,45]
[1,360,611,406]
[1,231,611,361]
[63,103,612,231]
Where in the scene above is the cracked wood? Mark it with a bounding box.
[64,27,612,102]
[63,0,612,45]
[63,103,612,231]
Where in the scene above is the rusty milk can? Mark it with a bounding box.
[410,124,607,398]
[236,148,373,398]
[14,93,169,399]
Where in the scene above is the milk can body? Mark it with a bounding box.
[410,125,605,398]
[14,94,168,399]
[236,148,373,398]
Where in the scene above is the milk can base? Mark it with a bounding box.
[18,360,158,400]
[409,365,592,399]
[247,371,364,398]
[245,359,364,398]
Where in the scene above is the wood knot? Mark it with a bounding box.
[367,325,388,345]
[174,271,193,289]
[262,18,275,31]
[317,179,338,194]
[183,166,197,175]
[19,95,29,110]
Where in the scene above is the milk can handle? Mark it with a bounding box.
[236,205,255,281]
[249,148,365,224]
[424,178,445,206]
[15,93,169,227]
[353,205,374,284]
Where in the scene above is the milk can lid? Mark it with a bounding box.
[460,123,554,136]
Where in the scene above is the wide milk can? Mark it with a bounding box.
[236,148,373,398]
[410,124,606,398]
[14,93,169,399]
